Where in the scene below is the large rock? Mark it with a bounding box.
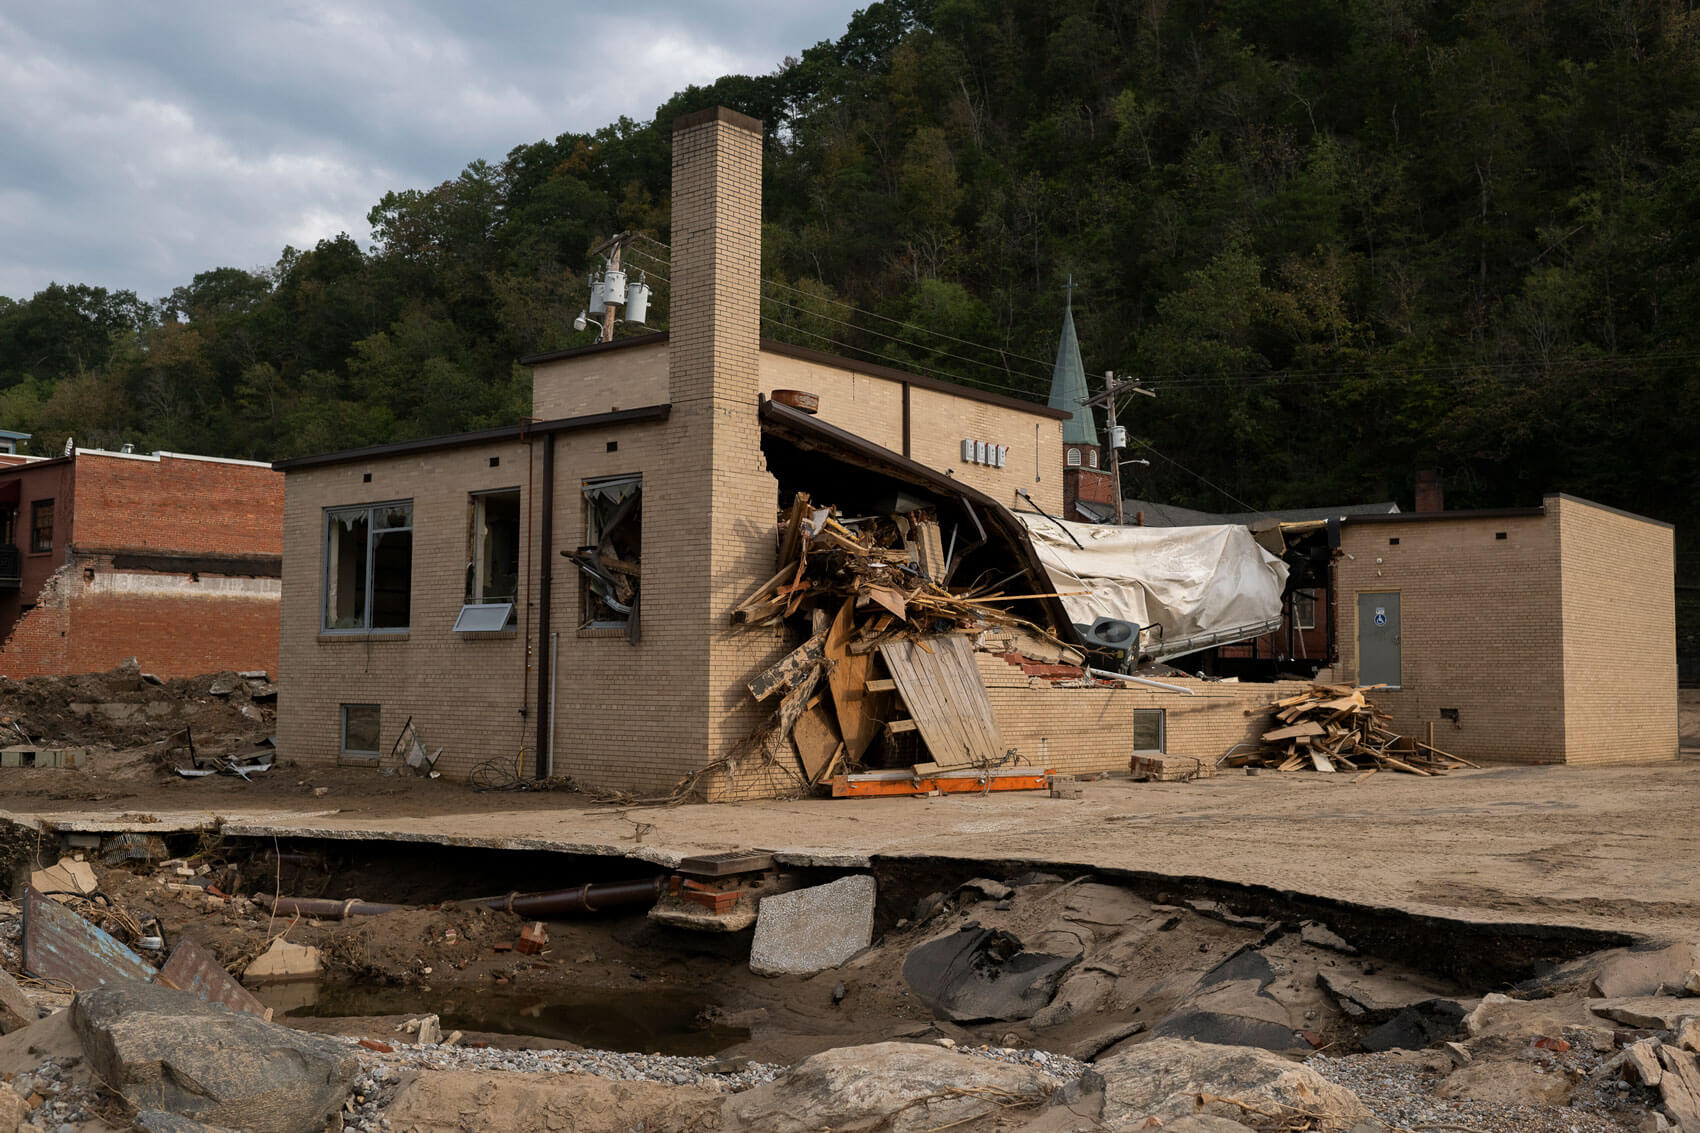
[750,875,876,977]
[1587,943,1700,998]
[1590,996,1700,1031]
[1095,1038,1370,1130]
[903,926,1079,1022]
[723,1041,1053,1132]
[0,969,36,1034]
[71,980,357,1132]
[1316,969,1455,1025]
[1437,1061,1573,1106]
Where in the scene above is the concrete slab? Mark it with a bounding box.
[749,875,875,977]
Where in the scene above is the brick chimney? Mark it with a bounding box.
[669,107,763,409]
[664,107,786,798]
[1415,468,1444,513]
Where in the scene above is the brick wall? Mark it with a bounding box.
[975,651,1312,773]
[1553,495,1677,765]
[72,452,281,555]
[1063,465,1113,519]
[1336,512,1567,763]
[531,342,669,421]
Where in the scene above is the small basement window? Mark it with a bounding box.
[341,704,380,758]
[570,475,642,640]
[1133,708,1165,754]
[457,489,519,632]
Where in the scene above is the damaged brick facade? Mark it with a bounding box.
[0,451,282,679]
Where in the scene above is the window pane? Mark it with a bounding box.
[375,504,412,530]
[325,510,369,629]
[474,491,521,602]
[370,529,412,629]
[1133,709,1164,752]
[30,501,53,553]
[342,704,380,755]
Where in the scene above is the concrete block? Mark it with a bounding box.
[242,938,321,983]
[750,875,875,977]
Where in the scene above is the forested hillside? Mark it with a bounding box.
[3,0,1698,536]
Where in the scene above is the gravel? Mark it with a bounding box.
[336,1034,1090,1131]
[1308,1041,1654,1133]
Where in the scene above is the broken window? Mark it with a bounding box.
[341,704,380,757]
[323,501,412,631]
[1133,708,1165,754]
[570,475,642,639]
[456,489,519,632]
[29,501,52,553]
[1292,589,1318,630]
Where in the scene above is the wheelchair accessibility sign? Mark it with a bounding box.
[1373,607,1387,627]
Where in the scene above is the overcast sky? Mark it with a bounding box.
[0,1,861,303]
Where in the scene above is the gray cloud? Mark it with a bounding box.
[0,1,859,302]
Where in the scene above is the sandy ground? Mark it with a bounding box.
[4,750,1700,938]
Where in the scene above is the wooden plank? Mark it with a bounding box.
[813,741,845,787]
[879,636,1005,767]
[887,719,919,734]
[1350,768,1378,784]
[865,679,897,692]
[1309,752,1336,772]
[1262,721,1326,742]
[825,598,881,762]
[747,633,826,701]
[790,699,842,782]
[866,586,907,620]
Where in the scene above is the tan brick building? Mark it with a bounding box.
[275,107,1677,798]
[1334,494,1676,766]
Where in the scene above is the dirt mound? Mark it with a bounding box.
[0,661,273,754]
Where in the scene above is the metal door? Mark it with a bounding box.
[1357,592,1401,688]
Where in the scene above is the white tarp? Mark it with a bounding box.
[1015,514,1289,650]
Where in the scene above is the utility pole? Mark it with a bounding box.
[1103,370,1126,525]
[1084,371,1157,526]
[600,239,623,343]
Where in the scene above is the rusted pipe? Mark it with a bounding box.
[258,895,408,919]
[473,877,666,916]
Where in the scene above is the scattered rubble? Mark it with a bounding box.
[1226,684,1479,775]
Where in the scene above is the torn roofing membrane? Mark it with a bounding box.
[1016,513,1290,657]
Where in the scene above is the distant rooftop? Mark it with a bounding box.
[1115,499,1402,527]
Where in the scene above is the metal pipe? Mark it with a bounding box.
[534,432,556,780]
[259,895,408,919]
[546,631,559,778]
[473,877,666,916]
[1087,668,1197,696]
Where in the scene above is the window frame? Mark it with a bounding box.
[457,488,520,633]
[321,499,413,634]
[1291,589,1318,630]
[1066,448,1082,468]
[576,474,642,637]
[340,703,381,759]
[28,500,53,554]
[1133,708,1166,754]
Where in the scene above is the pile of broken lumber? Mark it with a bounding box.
[726,493,1072,793]
[1222,684,1479,777]
[730,493,1075,656]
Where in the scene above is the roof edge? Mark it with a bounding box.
[1544,492,1675,530]
[760,340,1070,421]
[273,404,672,472]
[518,332,669,367]
[1342,505,1547,526]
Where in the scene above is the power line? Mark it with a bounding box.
[1126,436,1268,518]
[633,234,1061,373]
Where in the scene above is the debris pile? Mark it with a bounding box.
[1224,685,1478,776]
[0,661,274,755]
[727,494,1071,796]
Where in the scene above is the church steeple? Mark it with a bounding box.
[1047,279,1099,447]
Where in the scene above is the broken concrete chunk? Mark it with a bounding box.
[903,926,1079,1023]
[1095,1038,1369,1128]
[1625,1039,1665,1086]
[1586,942,1700,999]
[1437,1060,1573,1107]
[1686,969,1700,998]
[1679,1018,1700,1053]
[416,1014,442,1045]
[1316,969,1456,1025]
[957,878,1013,902]
[30,857,98,898]
[722,1041,1053,1133]
[241,938,321,983]
[750,875,875,977]
[1591,997,1699,1031]
[1443,1041,1472,1067]
[73,981,357,1133]
[1465,992,1516,1037]
[1656,1044,1700,1132]
[1361,999,1471,1052]
[1300,920,1358,955]
[1150,978,1307,1053]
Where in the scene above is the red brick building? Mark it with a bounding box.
[0,448,282,678]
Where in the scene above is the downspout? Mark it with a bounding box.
[901,384,912,458]
[533,432,555,779]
